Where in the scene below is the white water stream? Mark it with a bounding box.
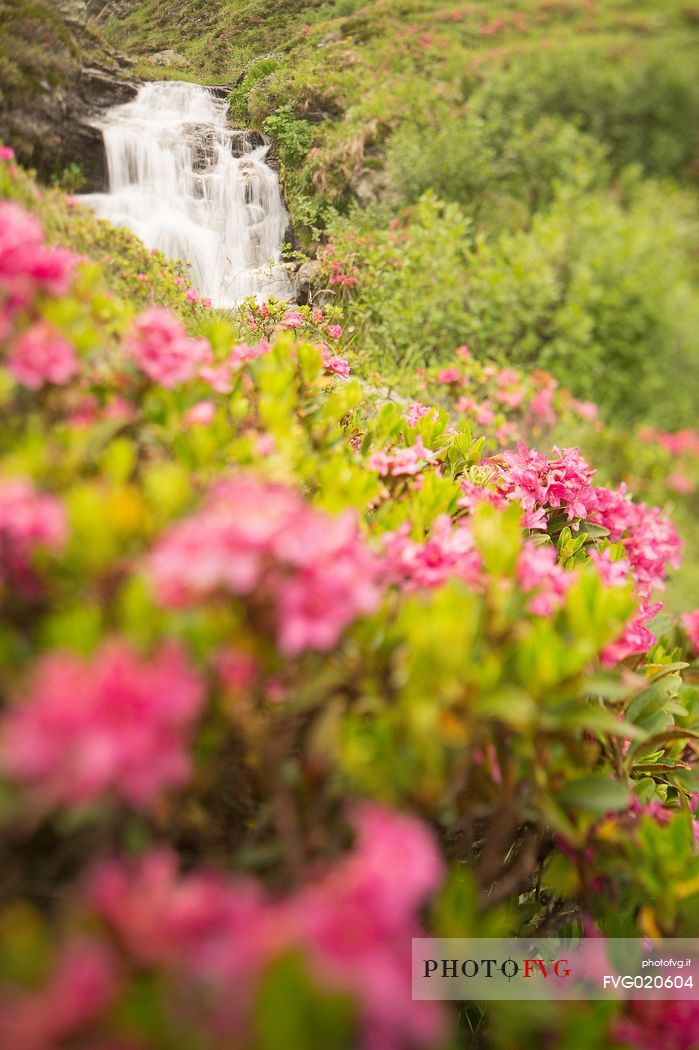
[82,81,292,306]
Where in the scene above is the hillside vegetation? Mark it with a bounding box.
[99,0,699,429]
[1,3,699,1050]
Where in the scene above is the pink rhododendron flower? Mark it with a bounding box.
[310,307,325,324]
[0,145,15,161]
[588,548,631,589]
[326,323,343,340]
[0,640,204,808]
[456,395,476,414]
[0,938,117,1050]
[570,398,598,421]
[643,427,699,459]
[0,202,78,315]
[7,321,79,389]
[321,345,350,377]
[126,307,211,388]
[496,387,524,409]
[87,805,445,1049]
[475,400,495,426]
[455,344,471,360]
[436,366,460,384]
[613,999,699,1050]
[457,479,508,513]
[0,477,66,593]
[281,309,304,329]
[184,400,216,426]
[528,384,556,428]
[592,485,682,595]
[382,516,482,592]
[516,541,574,616]
[497,367,519,387]
[369,436,437,477]
[667,470,694,494]
[404,402,437,427]
[492,443,595,525]
[230,340,270,369]
[682,610,699,653]
[185,287,199,303]
[200,362,233,393]
[293,803,445,1050]
[601,600,662,666]
[148,474,381,656]
[89,847,268,976]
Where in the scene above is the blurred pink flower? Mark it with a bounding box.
[281,310,304,329]
[184,400,216,426]
[7,321,79,389]
[382,516,482,592]
[682,609,699,653]
[370,436,437,477]
[0,477,66,593]
[148,474,381,656]
[126,307,211,388]
[517,541,574,616]
[0,938,117,1050]
[0,640,204,808]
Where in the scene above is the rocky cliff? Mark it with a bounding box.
[0,0,138,188]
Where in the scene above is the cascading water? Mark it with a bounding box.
[81,81,292,306]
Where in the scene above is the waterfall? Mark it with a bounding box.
[81,81,292,307]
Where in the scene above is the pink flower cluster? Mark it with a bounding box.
[0,477,67,594]
[7,320,79,390]
[0,938,117,1050]
[321,344,351,378]
[0,202,79,338]
[148,474,381,656]
[468,441,683,662]
[404,402,438,427]
[126,307,212,388]
[592,484,683,596]
[382,516,482,592]
[86,804,444,1050]
[370,436,438,477]
[614,1000,699,1050]
[639,426,699,459]
[517,541,573,616]
[488,443,682,594]
[200,340,270,393]
[488,442,598,530]
[0,640,204,808]
[682,610,699,654]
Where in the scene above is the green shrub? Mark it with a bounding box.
[326,182,699,427]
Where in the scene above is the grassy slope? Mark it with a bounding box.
[103,0,699,181]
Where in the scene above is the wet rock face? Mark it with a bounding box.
[0,3,138,191]
[1,62,138,191]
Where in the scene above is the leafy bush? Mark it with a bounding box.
[263,105,329,239]
[470,44,699,181]
[325,183,699,427]
[387,109,611,228]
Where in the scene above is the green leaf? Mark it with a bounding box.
[559,775,632,814]
[254,953,356,1050]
